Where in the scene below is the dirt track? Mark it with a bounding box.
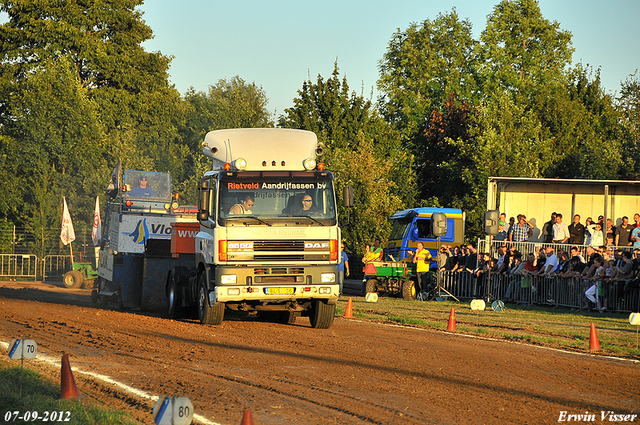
[0,281,638,425]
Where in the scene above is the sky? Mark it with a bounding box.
[136,0,640,117]
[2,1,639,117]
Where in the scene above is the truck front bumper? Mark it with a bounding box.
[211,264,339,304]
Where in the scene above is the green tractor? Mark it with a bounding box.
[362,262,420,300]
[63,261,98,289]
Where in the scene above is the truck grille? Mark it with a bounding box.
[226,239,330,262]
[253,240,304,251]
[254,254,305,261]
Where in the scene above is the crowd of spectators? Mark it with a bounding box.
[494,211,640,247]
[434,212,640,311]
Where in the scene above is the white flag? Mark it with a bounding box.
[91,196,101,246]
[60,197,76,246]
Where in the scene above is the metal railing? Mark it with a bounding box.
[436,271,639,313]
[41,255,74,282]
[0,254,38,280]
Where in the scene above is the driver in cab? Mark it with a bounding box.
[229,194,254,214]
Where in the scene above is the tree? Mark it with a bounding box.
[0,57,105,254]
[279,64,415,254]
[0,0,185,231]
[377,1,613,240]
[479,0,574,104]
[538,65,623,179]
[617,72,640,179]
[378,9,480,140]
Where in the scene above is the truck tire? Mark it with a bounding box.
[165,271,184,319]
[197,273,224,325]
[63,270,84,289]
[365,278,379,294]
[402,279,417,300]
[281,311,300,324]
[309,300,335,329]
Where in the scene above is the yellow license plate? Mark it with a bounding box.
[266,287,295,295]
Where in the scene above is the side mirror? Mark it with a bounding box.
[484,210,500,236]
[197,180,210,221]
[431,212,447,237]
[343,186,354,208]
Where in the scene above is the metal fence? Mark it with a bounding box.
[0,254,38,280]
[433,238,640,313]
[0,225,96,281]
[41,255,74,281]
[438,271,639,312]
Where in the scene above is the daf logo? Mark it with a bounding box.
[305,242,329,249]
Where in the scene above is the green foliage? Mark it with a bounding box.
[279,64,414,254]
[378,9,480,140]
[617,72,640,179]
[378,0,628,240]
[0,0,185,232]
[479,0,574,102]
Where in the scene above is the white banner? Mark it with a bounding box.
[60,197,76,246]
[92,196,101,246]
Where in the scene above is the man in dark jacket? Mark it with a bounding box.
[542,212,557,244]
[568,214,585,245]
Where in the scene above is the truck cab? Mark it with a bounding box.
[386,207,465,265]
[188,128,340,328]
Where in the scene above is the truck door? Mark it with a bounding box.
[413,218,433,239]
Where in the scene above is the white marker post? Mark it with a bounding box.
[153,396,194,425]
[8,338,38,360]
[630,312,640,348]
[7,338,38,397]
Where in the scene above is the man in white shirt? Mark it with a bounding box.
[543,246,559,275]
[552,213,570,243]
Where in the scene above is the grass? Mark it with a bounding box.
[0,360,139,425]
[336,295,640,359]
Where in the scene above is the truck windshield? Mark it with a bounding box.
[123,170,171,202]
[218,173,337,225]
[389,219,411,240]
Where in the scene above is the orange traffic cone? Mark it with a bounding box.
[344,297,353,319]
[240,409,254,425]
[446,308,456,332]
[589,323,600,351]
[60,353,80,399]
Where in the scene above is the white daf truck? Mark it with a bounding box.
[167,128,341,329]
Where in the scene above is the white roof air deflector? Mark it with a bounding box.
[202,128,319,171]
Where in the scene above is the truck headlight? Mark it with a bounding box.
[227,288,241,296]
[321,273,336,283]
[303,158,316,170]
[319,287,332,294]
[220,274,237,284]
[233,158,247,170]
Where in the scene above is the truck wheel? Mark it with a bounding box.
[402,279,417,300]
[281,311,300,324]
[197,273,224,325]
[165,271,184,319]
[63,271,83,289]
[309,300,335,329]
